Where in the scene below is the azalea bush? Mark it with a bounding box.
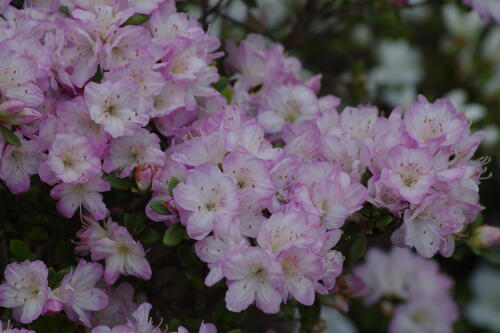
[0,0,500,332]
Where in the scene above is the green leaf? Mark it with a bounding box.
[124,213,146,232]
[9,239,30,261]
[350,233,367,262]
[281,301,297,321]
[92,67,103,83]
[480,250,500,264]
[150,200,170,215]
[103,173,132,190]
[298,302,321,331]
[121,14,150,26]
[375,215,393,230]
[26,226,48,241]
[168,318,180,331]
[0,125,21,147]
[213,76,228,91]
[177,244,202,270]
[139,227,160,244]
[168,177,180,197]
[163,223,185,246]
[213,300,246,329]
[221,87,233,104]
[58,6,70,15]
[48,267,71,289]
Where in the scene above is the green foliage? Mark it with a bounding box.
[103,173,133,190]
[168,177,181,197]
[9,239,30,261]
[58,6,69,15]
[150,200,171,215]
[349,233,367,262]
[213,301,246,330]
[121,13,150,26]
[163,223,186,246]
[0,125,21,146]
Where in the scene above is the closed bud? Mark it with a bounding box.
[0,100,41,125]
[134,164,159,193]
[470,225,500,249]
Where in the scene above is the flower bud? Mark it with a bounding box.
[134,164,159,193]
[42,294,64,316]
[0,100,41,125]
[469,225,500,249]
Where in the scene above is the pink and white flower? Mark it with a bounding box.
[52,260,108,327]
[84,78,147,138]
[45,133,102,183]
[222,247,284,314]
[173,163,240,240]
[91,226,152,285]
[103,129,164,178]
[381,145,435,204]
[0,260,49,324]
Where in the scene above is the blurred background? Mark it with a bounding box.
[180,0,500,332]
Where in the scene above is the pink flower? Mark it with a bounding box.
[91,226,152,285]
[84,78,147,138]
[339,105,378,141]
[221,152,274,205]
[256,210,321,254]
[103,129,164,178]
[0,49,43,107]
[171,132,227,167]
[277,246,324,306]
[355,247,457,331]
[195,215,249,286]
[52,260,108,327]
[50,177,110,220]
[173,163,240,240]
[390,299,457,333]
[308,174,367,229]
[0,135,42,194]
[0,260,49,324]
[76,218,120,253]
[222,247,284,314]
[404,96,468,148]
[45,133,102,183]
[57,97,109,150]
[257,84,319,134]
[394,193,466,258]
[105,57,166,110]
[381,145,435,204]
[102,26,151,70]
[91,282,137,327]
[126,302,164,333]
[60,18,102,88]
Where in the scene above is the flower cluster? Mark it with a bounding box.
[224,36,485,259]
[354,247,458,333]
[0,0,220,206]
[0,0,492,330]
[0,260,107,326]
[159,35,373,313]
